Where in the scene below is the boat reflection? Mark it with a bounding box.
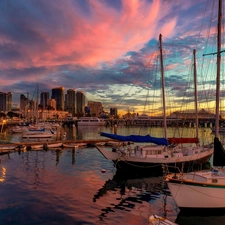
[93,170,178,223]
[176,209,225,225]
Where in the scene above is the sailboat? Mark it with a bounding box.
[165,0,225,210]
[96,35,213,174]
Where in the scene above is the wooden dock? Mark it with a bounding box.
[0,139,120,154]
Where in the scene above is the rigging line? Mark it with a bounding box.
[117,44,159,109]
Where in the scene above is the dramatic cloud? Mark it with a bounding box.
[0,0,221,114]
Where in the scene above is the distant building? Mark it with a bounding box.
[65,89,76,116]
[87,101,103,116]
[0,92,12,111]
[168,109,216,120]
[40,92,50,110]
[20,94,29,114]
[110,108,118,117]
[39,110,71,120]
[76,91,85,116]
[51,87,64,110]
[47,99,56,110]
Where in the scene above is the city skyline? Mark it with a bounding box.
[0,0,224,115]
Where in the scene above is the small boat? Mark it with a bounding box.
[46,142,63,149]
[77,117,105,126]
[11,126,28,133]
[30,144,44,150]
[149,215,178,225]
[0,145,16,151]
[63,143,79,149]
[22,129,56,140]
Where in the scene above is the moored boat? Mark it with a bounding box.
[77,117,105,126]
[165,0,225,211]
[96,35,213,174]
[62,143,79,149]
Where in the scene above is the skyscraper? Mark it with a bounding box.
[65,89,76,116]
[87,101,103,116]
[76,91,85,116]
[40,92,50,110]
[51,87,64,110]
[0,92,12,111]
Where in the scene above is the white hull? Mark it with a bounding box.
[47,143,62,148]
[0,146,15,151]
[78,122,105,126]
[31,144,43,150]
[77,117,105,126]
[96,145,213,164]
[63,143,78,148]
[149,215,178,225]
[166,170,225,209]
[22,134,55,139]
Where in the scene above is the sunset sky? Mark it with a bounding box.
[0,0,223,115]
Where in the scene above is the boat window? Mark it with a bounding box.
[212,179,218,183]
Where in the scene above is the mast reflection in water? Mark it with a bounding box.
[0,146,177,225]
[2,126,225,224]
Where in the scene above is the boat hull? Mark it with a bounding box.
[167,180,225,209]
[96,146,213,174]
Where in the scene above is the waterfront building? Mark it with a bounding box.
[47,99,56,110]
[87,101,103,117]
[110,108,118,117]
[168,109,217,120]
[20,94,29,117]
[0,92,12,111]
[40,92,50,110]
[39,109,71,120]
[51,87,64,110]
[65,89,76,116]
[76,91,85,116]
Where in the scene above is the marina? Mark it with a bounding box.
[0,125,224,224]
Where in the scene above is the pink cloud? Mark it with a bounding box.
[2,0,180,72]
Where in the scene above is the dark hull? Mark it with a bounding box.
[113,154,212,176]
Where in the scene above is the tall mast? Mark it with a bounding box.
[193,49,199,139]
[215,0,222,138]
[159,34,167,139]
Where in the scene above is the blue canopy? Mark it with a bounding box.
[100,132,168,146]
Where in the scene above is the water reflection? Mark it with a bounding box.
[93,170,178,223]
[176,210,225,225]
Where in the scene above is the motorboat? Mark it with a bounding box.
[22,129,56,140]
[77,117,105,126]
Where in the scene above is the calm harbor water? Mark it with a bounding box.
[0,125,225,225]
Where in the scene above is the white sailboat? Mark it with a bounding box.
[96,35,213,174]
[165,0,225,210]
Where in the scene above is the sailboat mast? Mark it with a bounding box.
[159,34,167,139]
[193,49,199,139]
[215,0,222,138]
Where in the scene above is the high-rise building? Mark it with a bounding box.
[87,101,103,116]
[76,91,85,116]
[51,87,64,110]
[0,92,12,111]
[20,94,29,112]
[65,89,76,116]
[40,92,50,110]
[110,108,118,117]
[48,99,56,110]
